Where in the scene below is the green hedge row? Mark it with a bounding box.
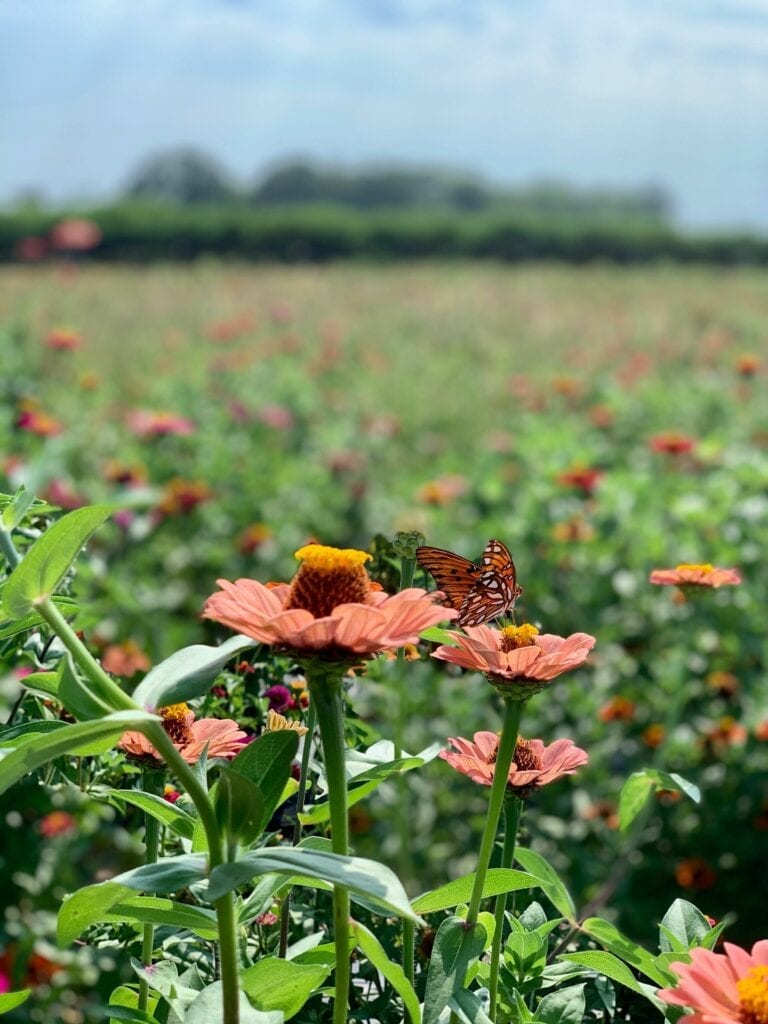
[2,202,768,264]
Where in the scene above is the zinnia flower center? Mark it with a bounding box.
[500,623,540,652]
[161,703,193,745]
[737,964,768,1023]
[676,563,714,574]
[512,738,543,773]
[286,544,372,618]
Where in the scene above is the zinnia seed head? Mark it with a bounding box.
[287,544,372,618]
[161,703,193,745]
[736,964,768,1023]
[500,623,540,652]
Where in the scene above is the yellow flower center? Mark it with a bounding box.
[500,623,540,653]
[737,964,768,1024]
[287,544,372,618]
[676,563,714,574]
[160,703,193,745]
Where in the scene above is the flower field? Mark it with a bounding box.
[1,260,767,1023]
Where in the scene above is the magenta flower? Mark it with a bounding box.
[441,732,588,793]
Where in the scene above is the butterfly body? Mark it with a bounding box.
[415,539,522,626]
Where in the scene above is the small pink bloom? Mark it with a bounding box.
[39,811,77,837]
[255,911,279,926]
[650,564,742,588]
[102,641,151,678]
[42,478,87,510]
[119,704,247,765]
[658,941,768,1024]
[49,218,102,252]
[258,404,295,430]
[127,410,196,438]
[204,544,456,660]
[441,733,588,793]
[15,236,48,261]
[46,328,82,351]
[432,623,595,696]
[16,407,63,437]
[163,786,181,804]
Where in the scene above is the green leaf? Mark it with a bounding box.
[535,984,585,1024]
[0,710,159,795]
[412,868,538,915]
[207,847,420,921]
[581,918,669,986]
[422,916,487,1024]
[618,772,656,831]
[106,1007,160,1024]
[659,899,713,952]
[240,956,330,1017]
[419,626,458,645]
[228,729,299,837]
[132,634,257,708]
[353,921,421,1023]
[0,719,67,744]
[0,990,31,1014]
[15,669,59,698]
[0,598,79,640]
[104,788,196,840]
[619,770,701,831]
[59,879,219,940]
[2,505,113,619]
[130,960,200,1020]
[448,988,492,1024]
[214,767,266,846]
[514,849,576,919]
[113,854,208,895]
[558,952,667,1012]
[185,983,283,1023]
[59,652,117,720]
[1,487,36,531]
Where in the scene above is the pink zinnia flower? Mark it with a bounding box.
[46,328,82,351]
[127,410,196,438]
[650,564,742,588]
[658,941,768,1024]
[204,543,456,661]
[432,622,595,699]
[49,218,102,252]
[441,732,588,794]
[119,703,246,765]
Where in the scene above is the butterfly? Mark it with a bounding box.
[415,539,522,627]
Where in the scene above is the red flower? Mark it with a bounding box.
[556,466,603,495]
[127,410,196,438]
[649,432,696,456]
[46,327,82,351]
[39,811,76,837]
[598,696,636,723]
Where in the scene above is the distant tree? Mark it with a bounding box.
[124,149,238,204]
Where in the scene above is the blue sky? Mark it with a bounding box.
[2,0,768,227]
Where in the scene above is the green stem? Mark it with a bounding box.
[138,770,164,1013]
[144,725,240,1024]
[307,670,350,1024]
[35,598,137,711]
[466,699,525,925]
[278,703,317,958]
[0,527,22,568]
[489,797,523,1019]
[402,918,415,1016]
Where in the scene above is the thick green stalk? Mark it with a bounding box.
[307,671,350,1024]
[138,770,164,1013]
[489,797,523,1019]
[402,918,415,1016]
[278,703,318,958]
[466,699,525,924]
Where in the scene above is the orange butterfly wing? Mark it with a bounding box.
[417,539,522,626]
[415,545,480,612]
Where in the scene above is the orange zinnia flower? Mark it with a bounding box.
[650,564,742,588]
[659,941,768,1024]
[649,431,696,456]
[46,327,82,351]
[119,703,247,765]
[431,623,595,699]
[441,732,587,794]
[127,410,196,438]
[204,544,455,660]
[555,466,603,495]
